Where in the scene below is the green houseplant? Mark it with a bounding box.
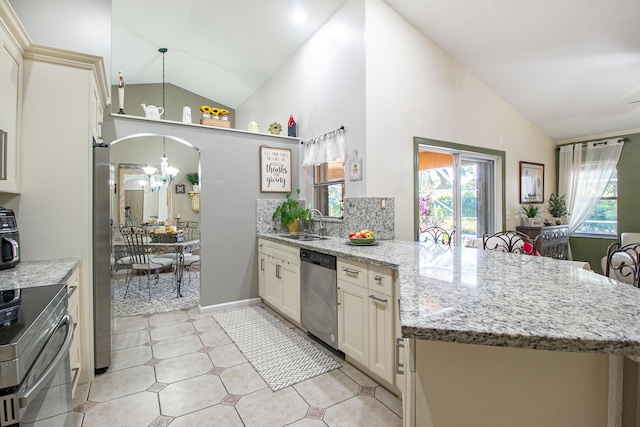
[520,204,541,226]
[185,172,199,192]
[547,192,568,224]
[272,189,310,234]
[521,204,540,219]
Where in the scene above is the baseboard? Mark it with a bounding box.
[199,297,262,314]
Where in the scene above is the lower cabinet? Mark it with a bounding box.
[368,289,394,382]
[338,280,369,366]
[258,242,266,297]
[337,257,396,385]
[258,239,301,323]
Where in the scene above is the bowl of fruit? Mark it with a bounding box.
[348,229,376,245]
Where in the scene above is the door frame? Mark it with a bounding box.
[413,137,506,241]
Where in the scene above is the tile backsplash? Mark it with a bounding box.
[257,196,394,239]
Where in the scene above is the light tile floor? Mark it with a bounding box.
[74,304,403,427]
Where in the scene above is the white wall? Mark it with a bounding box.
[237,0,367,200]
[8,0,111,83]
[364,0,554,240]
[237,0,555,241]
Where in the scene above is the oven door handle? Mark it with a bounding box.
[19,315,74,408]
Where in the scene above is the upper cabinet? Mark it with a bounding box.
[0,2,27,194]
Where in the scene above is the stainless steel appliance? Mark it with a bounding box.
[93,140,111,374]
[300,249,339,350]
[0,284,74,426]
[0,208,20,270]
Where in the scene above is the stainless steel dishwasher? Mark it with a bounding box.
[300,249,339,350]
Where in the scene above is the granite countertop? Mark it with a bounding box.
[0,258,80,290]
[258,233,640,356]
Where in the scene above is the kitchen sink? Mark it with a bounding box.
[278,234,328,241]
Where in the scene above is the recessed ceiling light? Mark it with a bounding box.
[291,11,307,24]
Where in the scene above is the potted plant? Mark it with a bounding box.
[521,204,540,226]
[547,193,568,225]
[185,172,199,192]
[272,189,311,234]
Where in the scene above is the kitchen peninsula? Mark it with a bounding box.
[258,233,640,427]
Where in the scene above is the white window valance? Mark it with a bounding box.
[302,127,346,167]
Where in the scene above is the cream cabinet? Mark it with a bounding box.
[338,280,369,366]
[257,238,301,323]
[0,9,24,194]
[337,257,397,385]
[66,266,81,398]
[257,240,266,297]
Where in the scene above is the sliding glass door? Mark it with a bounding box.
[416,141,503,246]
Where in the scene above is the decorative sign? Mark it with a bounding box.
[349,159,362,181]
[519,161,544,204]
[260,146,292,193]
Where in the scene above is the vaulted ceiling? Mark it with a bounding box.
[112,0,640,142]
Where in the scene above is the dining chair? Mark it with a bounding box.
[418,226,455,245]
[119,226,173,298]
[482,230,538,255]
[157,221,200,285]
[605,242,640,287]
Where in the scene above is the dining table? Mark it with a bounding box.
[114,237,200,297]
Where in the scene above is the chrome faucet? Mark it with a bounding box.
[307,209,326,236]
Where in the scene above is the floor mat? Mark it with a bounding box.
[111,271,199,317]
[213,306,341,391]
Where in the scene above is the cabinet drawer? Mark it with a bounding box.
[368,265,394,296]
[337,258,368,288]
[266,240,300,265]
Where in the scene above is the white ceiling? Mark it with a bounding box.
[112,0,640,142]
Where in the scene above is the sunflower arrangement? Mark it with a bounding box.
[199,105,230,119]
[200,105,214,117]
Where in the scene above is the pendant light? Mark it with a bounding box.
[151,48,179,184]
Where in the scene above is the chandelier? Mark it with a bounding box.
[139,47,179,191]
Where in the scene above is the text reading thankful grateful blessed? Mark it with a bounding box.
[261,147,291,192]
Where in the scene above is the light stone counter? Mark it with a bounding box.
[258,234,640,356]
[0,258,80,290]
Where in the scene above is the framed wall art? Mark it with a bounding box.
[175,184,186,194]
[349,159,362,181]
[260,146,292,193]
[519,161,544,204]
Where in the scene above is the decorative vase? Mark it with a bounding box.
[555,218,562,225]
[287,219,300,234]
[192,184,200,193]
[202,113,210,118]
[221,115,229,121]
[527,218,537,226]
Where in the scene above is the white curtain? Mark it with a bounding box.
[558,139,624,234]
[302,128,346,167]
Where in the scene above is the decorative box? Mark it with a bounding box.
[200,117,231,128]
[151,233,184,243]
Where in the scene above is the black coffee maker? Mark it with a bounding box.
[0,208,20,270]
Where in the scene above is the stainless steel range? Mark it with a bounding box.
[0,284,74,427]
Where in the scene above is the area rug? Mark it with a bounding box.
[213,306,341,391]
[111,271,199,317]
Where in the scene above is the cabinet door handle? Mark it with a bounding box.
[337,287,341,305]
[395,338,405,375]
[342,267,360,277]
[369,295,387,304]
[260,259,264,271]
[374,275,383,282]
[276,264,280,279]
